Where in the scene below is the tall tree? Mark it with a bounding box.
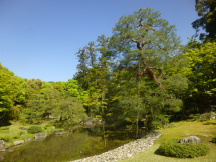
[75,35,113,117]
[107,8,186,128]
[192,0,216,41]
[109,8,181,83]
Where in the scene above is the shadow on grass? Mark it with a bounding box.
[0,119,11,127]
[154,148,161,155]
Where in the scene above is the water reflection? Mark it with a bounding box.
[2,126,143,162]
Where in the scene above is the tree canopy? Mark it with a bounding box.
[192,0,216,41]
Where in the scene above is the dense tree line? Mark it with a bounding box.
[1,3,215,129]
[0,67,87,126]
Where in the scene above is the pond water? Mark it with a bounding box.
[1,125,144,162]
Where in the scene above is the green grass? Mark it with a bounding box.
[121,120,216,162]
[0,121,54,147]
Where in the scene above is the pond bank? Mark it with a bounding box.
[70,132,161,162]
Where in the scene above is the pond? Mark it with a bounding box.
[1,125,145,162]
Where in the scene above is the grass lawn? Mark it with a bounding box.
[121,120,216,162]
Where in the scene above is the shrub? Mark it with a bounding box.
[0,135,10,142]
[19,126,24,129]
[189,114,200,121]
[44,124,52,130]
[12,135,19,139]
[0,126,9,130]
[212,137,216,143]
[19,131,25,136]
[158,139,209,158]
[27,126,42,134]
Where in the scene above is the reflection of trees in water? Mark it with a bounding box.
[0,152,5,161]
[3,126,143,162]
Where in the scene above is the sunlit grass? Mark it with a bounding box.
[121,120,216,162]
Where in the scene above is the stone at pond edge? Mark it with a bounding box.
[8,150,14,153]
[55,131,67,136]
[25,138,32,143]
[81,117,94,125]
[34,133,47,141]
[71,132,161,162]
[20,134,25,138]
[0,140,5,151]
[178,136,203,143]
[13,140,24,146]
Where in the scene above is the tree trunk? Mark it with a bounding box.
[147,67,157,81]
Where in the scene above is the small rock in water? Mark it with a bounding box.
[55,131,67,136]
[13,140,24,146]
[35,133,47,141]
[20,134,25,138]
[8,150,14,153]
[0,140,5,151]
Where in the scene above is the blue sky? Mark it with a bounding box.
[0,0,199,82]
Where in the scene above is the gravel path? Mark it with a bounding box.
[70,132,161,162]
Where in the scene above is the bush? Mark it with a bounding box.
[0,126,9,130]
[12,135,19,139]
[212,137,216,143]
[44,124,52,130]
[158,139,209,158]
[0,135,10,142]
[27,126,42,134]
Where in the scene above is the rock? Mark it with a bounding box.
[13,140,24,146]
[20,134,25,138]
[138,131,161,138]
[8,150,14,153]
[92,118,104,125]
[200,112,216,120]
[34,133,47,141]
[25,138,32,142]
[0,140,5,151]
[178,136,203,143]
[55,131,67,136]
[81,117,94,125]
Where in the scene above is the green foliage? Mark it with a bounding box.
[184,42,216,113]
[212,136,216,143]
[0,135,10,142]
[103,8,187,128]
[0,63,26,121]
[158,138,209,158]
[74,35,112,116]
[19,131,25,136]
[52,98,87,126]
[0,126,9,130]
[189,114,201,120]
[27,125,42,134]
[192,0,216,41]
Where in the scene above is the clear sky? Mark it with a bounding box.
[0,0,199,82]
